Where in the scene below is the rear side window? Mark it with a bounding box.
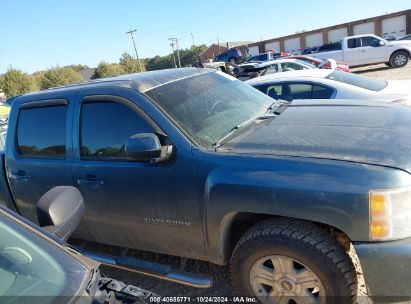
[347,38,361,49]
[312,85,335,98]
[80,101,154,159]
[16,105,66,158]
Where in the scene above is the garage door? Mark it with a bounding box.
[328,27,348,43]
[265,41,280,52]
[284,37,301,54]
[382,15,406,37]
[248,46,260,56]
[354,22,375,35]
[305,33,323,48]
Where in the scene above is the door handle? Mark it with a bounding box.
[9,171,32,182]
[77,176,104,190]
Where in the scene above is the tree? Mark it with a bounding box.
[145,44,207,71]
[32,71,45,89]
[0,68,37,97]
[40,66,84,89]
[92,61,125,79]
[66,64,90,73]
[119,52,145,73]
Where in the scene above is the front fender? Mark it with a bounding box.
[196,152,411,265]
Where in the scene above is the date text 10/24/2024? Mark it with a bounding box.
[149,297,258,303]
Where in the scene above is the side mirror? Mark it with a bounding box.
[125,133,173,163]
[37,186,84,241]
[379,40,385,47]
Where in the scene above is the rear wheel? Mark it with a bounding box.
[230,218,357,304]
[389,51,409,68]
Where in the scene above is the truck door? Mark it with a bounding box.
[5,97,74,225]
[71,88,205,258]
[359,36,387,64]
[343,37,361,66]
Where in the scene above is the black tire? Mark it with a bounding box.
[389,51,409,68]
[230,218,357,304]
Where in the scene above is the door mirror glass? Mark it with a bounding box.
[379,40,385,46]
[125,133,173,163]
[36,186,85,241]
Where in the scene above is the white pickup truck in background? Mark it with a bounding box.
[312,34,411,68]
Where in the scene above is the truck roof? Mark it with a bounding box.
[18,67,212,98]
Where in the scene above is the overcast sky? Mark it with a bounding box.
[0,0,410,73]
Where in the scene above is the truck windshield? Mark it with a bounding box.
[0,210,88,302]
[145,71,273,148]
[326,70,388,91]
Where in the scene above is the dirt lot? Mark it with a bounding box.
[351,62,411,80]
[78,63,411,301]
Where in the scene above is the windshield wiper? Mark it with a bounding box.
[265,99,290,114]
[213,113,275,149]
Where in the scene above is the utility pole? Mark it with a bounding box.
[190,32,195,47]
[126,28,143,72]
[169,39,177,68]
[169,38,181,68]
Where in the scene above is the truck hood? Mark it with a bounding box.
[387,40,411,47]
[224,100,411,172]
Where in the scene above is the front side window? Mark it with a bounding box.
[281,62,305,72]
[361,36,381,47]
[261,64,279,76]
[80,101,154,159]
[17,105,66,158]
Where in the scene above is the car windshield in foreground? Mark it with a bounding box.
[0,210,88,302]
[145,71,273,148]
[326,70,388,91]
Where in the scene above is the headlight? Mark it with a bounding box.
[369,187,411,240]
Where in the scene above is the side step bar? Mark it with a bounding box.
[82,250,213,289]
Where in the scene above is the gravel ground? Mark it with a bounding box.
[73,63,411,303]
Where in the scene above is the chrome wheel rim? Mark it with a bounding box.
[395,54,407,66]
[250,255,326,304]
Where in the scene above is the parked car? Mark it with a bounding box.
[398,34,411,41]
[245,50,288,63]
[311,34,411,68]
[286,55,350,72]
[0,186,156,303]
[247,68,411,103]
[235,58,316,80]
[213,48,242,63]
[2,68,411,302]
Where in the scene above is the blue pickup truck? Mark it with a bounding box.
[1,68,411,303]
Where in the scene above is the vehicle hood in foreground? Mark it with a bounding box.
[224,100,411,172]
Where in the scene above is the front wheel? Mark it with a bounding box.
[230,218,357,304]
[389,51,409,68]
